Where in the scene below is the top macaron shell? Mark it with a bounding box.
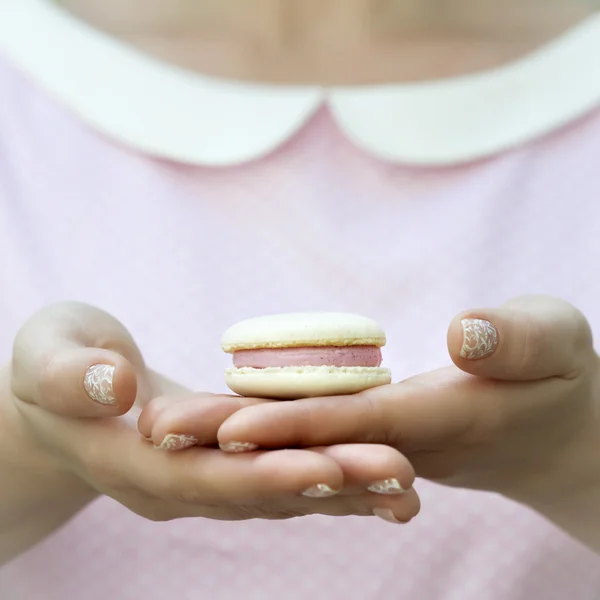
[221,312,391,399]
[221,312,387,352]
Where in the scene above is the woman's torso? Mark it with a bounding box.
[1,45,600,597]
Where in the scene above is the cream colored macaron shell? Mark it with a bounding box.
[221,312,392,399]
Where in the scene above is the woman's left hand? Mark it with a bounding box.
[214,296,600,546]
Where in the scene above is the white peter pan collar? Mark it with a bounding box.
[1,0,599,166]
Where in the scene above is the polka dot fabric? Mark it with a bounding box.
[1,56,600,599]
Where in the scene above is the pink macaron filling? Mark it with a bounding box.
[232,346,382,369]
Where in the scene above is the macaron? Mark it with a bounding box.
[221,312,392,399]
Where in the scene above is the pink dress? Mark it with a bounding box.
[1,2,600,598]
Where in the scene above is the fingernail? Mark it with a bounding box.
[301,484,339,498]
[83,364,116,405]
[156,434,198,451]
[460,319,499,360]
[373,508,402,524]
[220,441,259,453]
[367,478,407,495]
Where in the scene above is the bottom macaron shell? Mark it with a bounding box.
[224,366,392,399]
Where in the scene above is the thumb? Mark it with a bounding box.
[447,295,595,381]
[11,302,141,417]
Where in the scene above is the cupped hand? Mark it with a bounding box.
[7,302,419,524]
[210,296,600,507]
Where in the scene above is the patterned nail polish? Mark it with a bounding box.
[460,319,499,360]
[83,364,116,405]
[220,441,259,453]
[367,478,406,495]
[373,508,402,524]
[157,434,198,451]
[301,484,338,498]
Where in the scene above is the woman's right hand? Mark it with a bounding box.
[4,302,420,525]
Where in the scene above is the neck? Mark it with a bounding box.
[59,0,596,84]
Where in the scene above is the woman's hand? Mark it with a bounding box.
[2,303,419,563]
[166,296,600,546]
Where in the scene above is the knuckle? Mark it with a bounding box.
[37,352,61,399]
[513,315,544,376]
[570,310,593,354]
[358,392,380,442]
[560,308,593,378]
[142,395,171,419]
[287,400,321,445]
[360,388,395,446]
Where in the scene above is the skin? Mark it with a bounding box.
[143,296,600,551]
[58,0,596,84]
[2,0,599,562]
[0,303,418,564]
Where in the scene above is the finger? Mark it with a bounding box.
[312,444,415,495]
[137,393,203,441]
[217,391,383,450]
[122,445,346,504]
[216,368,481,450]
[11,302,143,416]
[333,486,420,524]
[286,486,421,524]
[19,402,347,507]
[448,295,594,381]
[137,393,274,450]
[123,479,421,524]
[14,347,138,417]
[127,428,420,523]
[24,387,421,523]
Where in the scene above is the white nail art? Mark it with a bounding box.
[157,434,198,451]
[301,484,338,498]
[367,478,406,495]
[460,319,499,360]
[220,441,259,453]
[83,364,116,405]
[373,508,402,524]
